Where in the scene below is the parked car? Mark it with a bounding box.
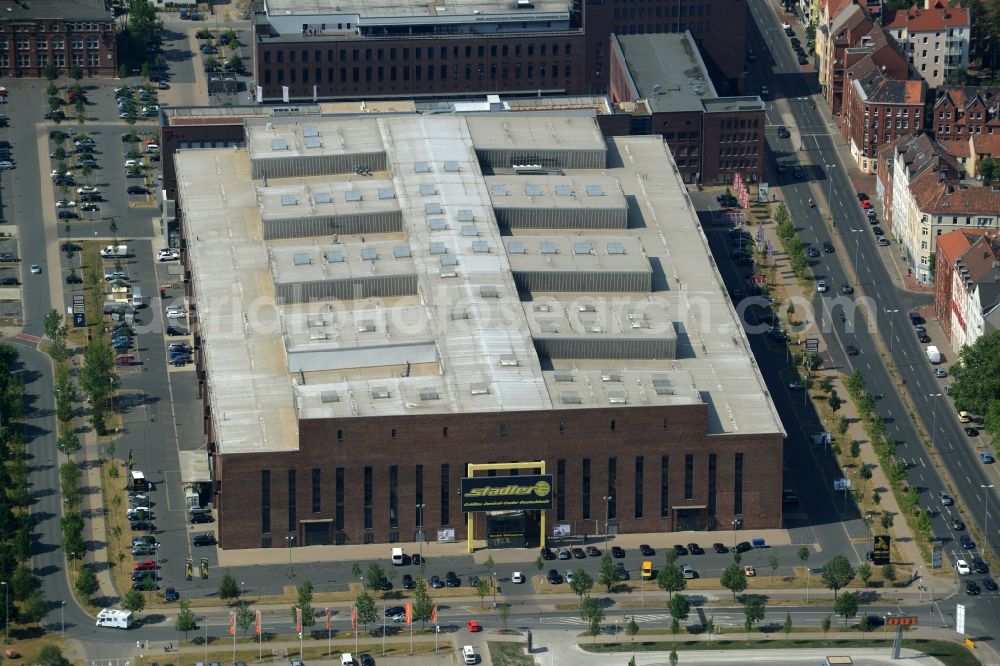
[192,533,216,546]
[639,544,655,556]
[546,569,563,584]
[190,512,213,524]
[165,587,180,602]
[611,546,626,558]
[402,574,415,589]
[430,575,443,589]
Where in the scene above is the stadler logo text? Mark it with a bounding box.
[465,481,551,498]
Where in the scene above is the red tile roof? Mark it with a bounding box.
[972,133,1000,156]
[939,138,971,159]
[936,228,988,266]
[882,3,970,31]
[911,169,1000,216]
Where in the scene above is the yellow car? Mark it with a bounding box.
[744,565,756,577]
[959,411,971,423]
[641,561,654,580]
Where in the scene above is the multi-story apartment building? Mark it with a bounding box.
[609,32,765,185]
[251,0,748,102]
[818,3,872,114]
[843,54,925,173]
[876,133,957,243]
[882,0,970,89]
[935,229,1000,351]
[0,0,117,79]
[932,86,1000,142]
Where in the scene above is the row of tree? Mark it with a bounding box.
[774,203,812,280]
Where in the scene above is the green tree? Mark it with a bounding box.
[60,461,82,508]
[720,562,748,600]
[743,596,765,636]
[598,554,618,592]
[783,611,793,637]
[626,616,639,641]
[820,554,856,599]
[57,429,81,456]
[351,562,362,579]
[12,563,39,601]
[828,392,843,413]
[474,576,492,609]
[846,369,865,396]
[849,440,861,459]
[291,580,316,628]
[657,562,686,599]
[176,599,197,637]
[535,555,545,576]
[498,603,510,630]
[61,512,86,558]
[669,649,679,666]
[668,594,690,625]
[219,569,241,602]
[38,645,70,666]
[411,577,434,626]
[579,595,604,636]
[834,591,859,626]
[354,589,377,629]
[768,554,780,582]
[881,563,897,584]
[858,390,876,415]
[797,547,810,564]
[236,602,255,636]
[821,615,832,636]
[857,563,872,586]
[837,416,850,438]
[44,62,59,81]
[68,64,83,80]
[365,561,388,592]
[858,614,871,634]
[570,568,594,599]
[950,331,1000,414]
[75,565,99,599]
[19,588,47,623]
[121,589,146,614]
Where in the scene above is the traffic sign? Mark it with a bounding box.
[805,338,819,354]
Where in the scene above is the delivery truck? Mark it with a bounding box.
[100,245,129,258]
[926,345,941,364]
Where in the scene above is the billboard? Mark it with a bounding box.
[873,534,891,565]
[461,474,553,512]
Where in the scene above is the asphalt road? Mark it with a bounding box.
[744,0,999,638]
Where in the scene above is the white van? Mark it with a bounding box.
[391,547,404,565]
[131,287,143,307]
[462,645,477,664]
[96,608,133,628]
[340,654,355,666]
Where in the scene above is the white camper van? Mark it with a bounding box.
[96,608,133,628]
[391,547,404,565]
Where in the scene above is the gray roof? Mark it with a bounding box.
[614,32,718,114]
[0,0,112,20]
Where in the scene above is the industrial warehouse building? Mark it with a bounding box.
[173,113,785,551]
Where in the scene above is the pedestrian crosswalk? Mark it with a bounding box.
[540,613,670,626]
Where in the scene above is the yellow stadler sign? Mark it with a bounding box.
[461,474,553,512]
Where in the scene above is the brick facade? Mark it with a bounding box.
[214,406,783,549]
[0,3,116,79]
[252,0,747,102]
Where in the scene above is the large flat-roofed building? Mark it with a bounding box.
[608,32,765,184]
[173,113,784,550]
[251,0,747,102]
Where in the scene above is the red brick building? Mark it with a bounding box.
[843,54,925,173]
[251,0,747,103]
[0,0,117,79]
[932,86,1000,143]
[609,32,765,184]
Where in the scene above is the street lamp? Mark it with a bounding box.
[928,394,942,449]
[60,601,65,636]
[285,535,295,580]
[416,503,425,562]
[731,517,741,550]
[1,581,8,650]
[883,309,899,354]
[825,164,836,221]
[241,580,245,600]
[602,495,613,549]
[492,570,498,607]
[982,484,994,542]
[850,227,864,280]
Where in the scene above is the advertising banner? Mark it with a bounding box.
[461,474,553,512]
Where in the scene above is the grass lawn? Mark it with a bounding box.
[147,640,445,666]
[488,641,534,666]
[581,638,978,666]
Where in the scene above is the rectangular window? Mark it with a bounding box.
[261,470,271,533]
[707,454,717,527]
[440,464,450,525]
[335,468,344,530]
[287,469,296,532]
[607,457,617,519]
[415,464,424,516]
[311,468,321,513]
[684,455,693,500]
[500,423,507,437]
[660,455,669,517]
[734,453,744,515]
[582,458,591,520]
[389,465,398,528]
[556,459,566,521]
[363,466,373,530]
[634,456,644,519]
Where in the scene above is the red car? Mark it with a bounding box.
[466,620,482,632]
[133,560,157,571]
[860,199,873,209]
